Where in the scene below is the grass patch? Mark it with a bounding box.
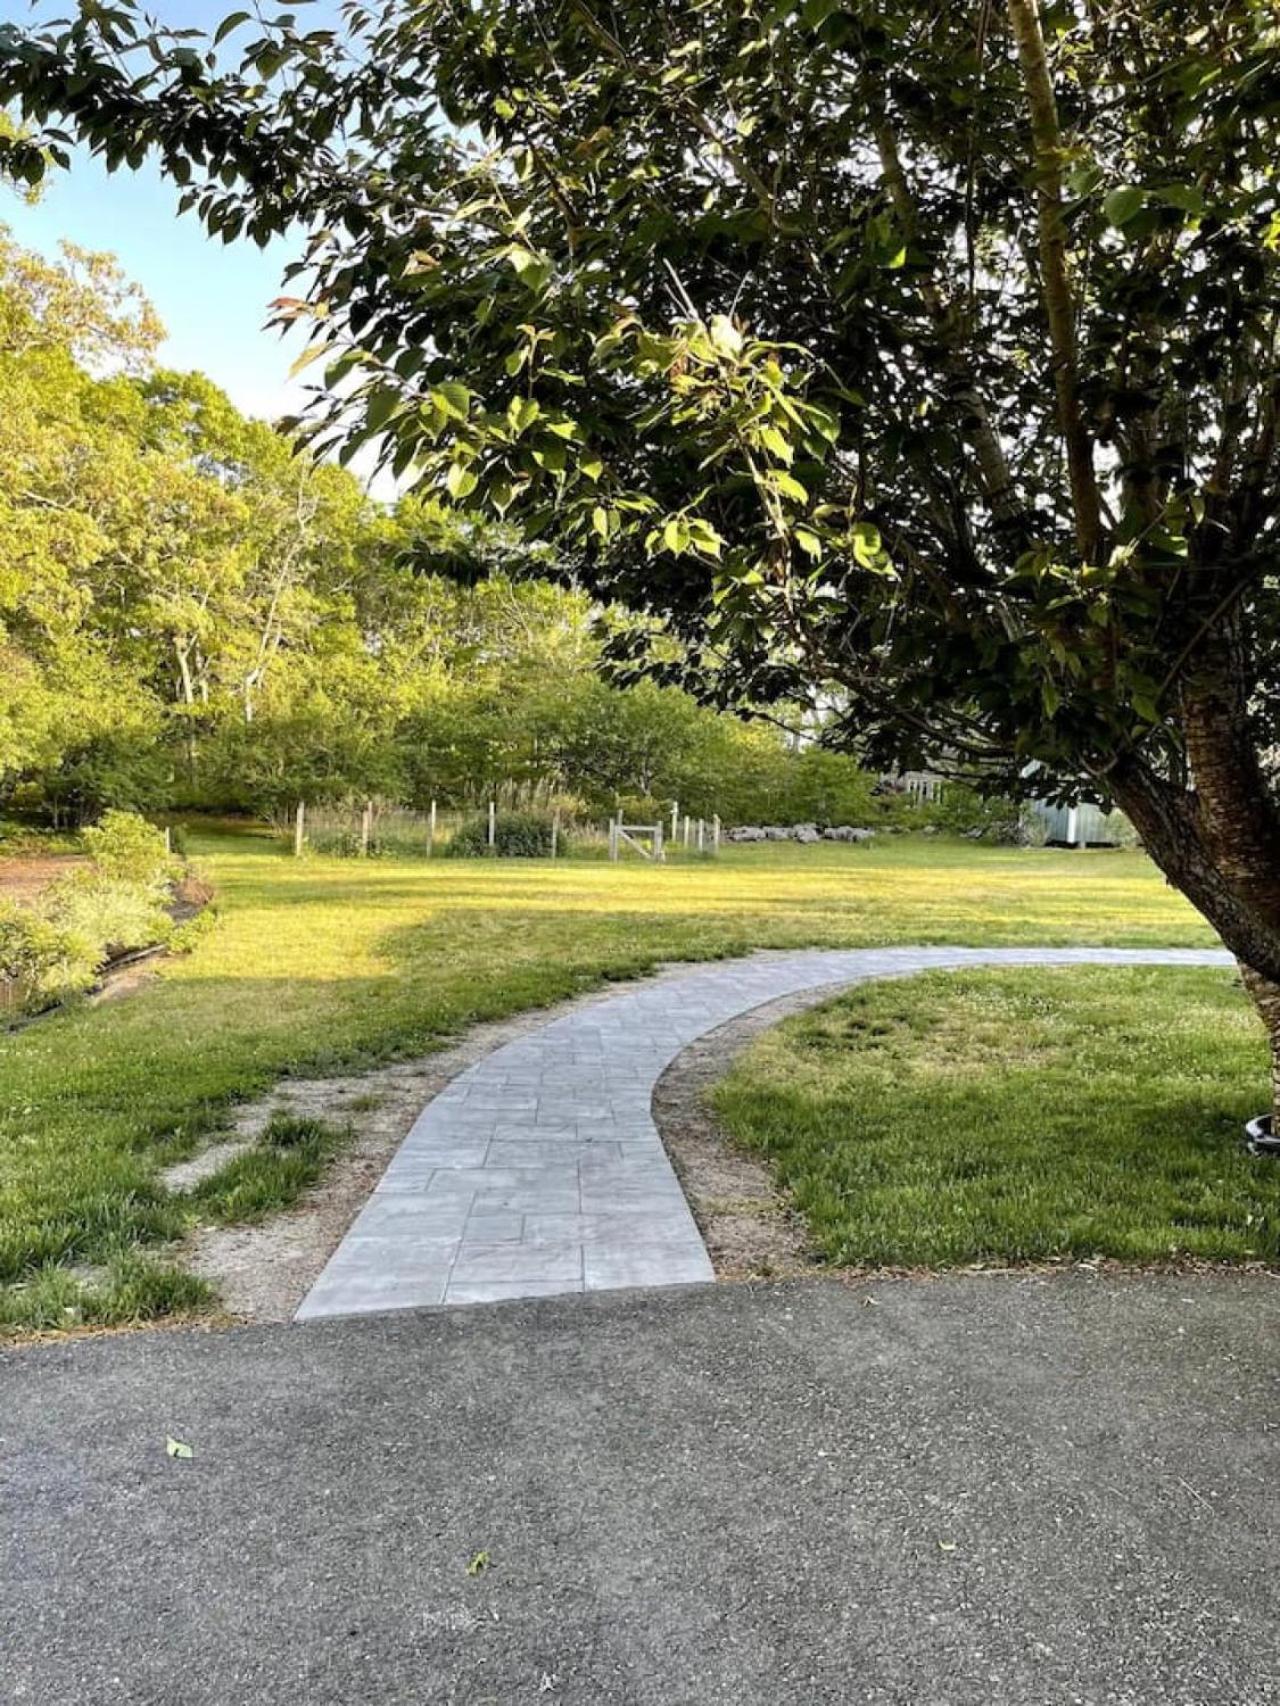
[713,966,1277,1268]
[0,826,1220,1334]
[0,1254,213,1335]
[190,1115,350,1224]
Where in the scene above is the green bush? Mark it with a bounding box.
[924,785,1022,842]
[0,903,99,1013]
[448,809,559,857]
[80,809,173,891]
[0,811,181,1019]
[43,872,173,956]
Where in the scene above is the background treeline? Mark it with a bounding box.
[0,228,969,833]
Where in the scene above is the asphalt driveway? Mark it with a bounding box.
[3,1274,1279,1705]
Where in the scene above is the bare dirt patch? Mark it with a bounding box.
[0,853,86,903]
[651,983,859,1280]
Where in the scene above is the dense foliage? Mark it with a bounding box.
[0,226,909,830]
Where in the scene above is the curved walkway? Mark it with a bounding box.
[296,944,1232,1320]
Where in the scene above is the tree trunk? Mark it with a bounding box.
[1111,749,1280,1127]
[1240,965,1280,1129]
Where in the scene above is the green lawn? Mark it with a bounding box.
[714,966,1275,1268]
[0,826,1226,1333]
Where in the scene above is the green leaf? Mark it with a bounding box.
[446,463,478,499]
[1158,183,1205,216]
[507,395,540,436]
[365,386,401,432]
[507,246,552,292]
[662,517,690,553]
[592,504,610,538]
[166,1436,194,1460]
[759,425,794,463]
[773,470,809,504]
[1103,186,1146,228]
[433,381,471,420]
[213,11,251,45]
[287,341,327,379]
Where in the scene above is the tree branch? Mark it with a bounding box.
[1006,0,1103,563]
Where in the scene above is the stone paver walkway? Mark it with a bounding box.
[296,944,1231,1319]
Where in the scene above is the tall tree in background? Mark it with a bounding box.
[5,0,1280,1114]
[0,225,809,823]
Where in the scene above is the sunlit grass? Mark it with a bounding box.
[715,967,1275,1268]
[0,825,1218,1333]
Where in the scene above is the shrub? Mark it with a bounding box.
[0,903,98,1014]
[0,810,181,1020]
[925,786,1023,842]
[42,872,172,956]
[80,809,173,891]
[448,809,559,857]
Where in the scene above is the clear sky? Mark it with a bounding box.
[0,1,339,432]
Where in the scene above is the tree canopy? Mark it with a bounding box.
[5,0,1280,1098]
[0,224,886,827]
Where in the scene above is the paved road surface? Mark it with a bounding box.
[4,1275,1279,1705]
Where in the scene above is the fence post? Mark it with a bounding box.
[712,814,721,856]
[551,806,560,860]
[670,799,679,842]
[488,799,496,852]
[427,798,436,858]
[697,817,705,854]
[653,821,665,863]
[608,817,618,862]
[361,800,372,856]
[163,826,172,856]
[683,813,691,849]
[294,801,306,858]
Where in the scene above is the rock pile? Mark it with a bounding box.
[725,823,876,844]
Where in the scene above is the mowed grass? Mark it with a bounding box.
[714,967,1276,1268]
[0,826,1221,1333]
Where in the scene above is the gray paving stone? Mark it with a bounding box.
[297,943,1231,1321]
[442,1278,584,1303]
[324,1235,463,1274]
[451,1240,583,1285]
[349,1197,472,1238]
[295,1269,452,1320]
[465,1211,524,1243]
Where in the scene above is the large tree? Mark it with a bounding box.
[5,0,1280,1117]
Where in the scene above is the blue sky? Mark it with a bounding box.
[1,1,337,426]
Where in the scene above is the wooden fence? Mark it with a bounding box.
[285,798,723,861]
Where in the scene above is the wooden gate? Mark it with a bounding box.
[607,820,666,862]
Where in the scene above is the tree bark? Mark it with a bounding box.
[1111,753,1280,1126]
[1239,964,1280,1129]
